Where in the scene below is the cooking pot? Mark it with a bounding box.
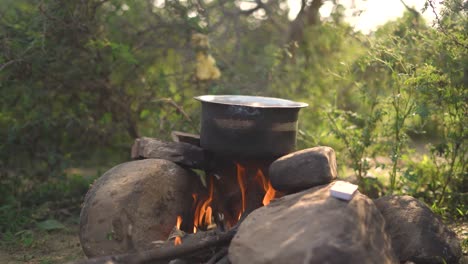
[194,95,308,157]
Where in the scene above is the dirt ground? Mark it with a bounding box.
[0,223,84,264]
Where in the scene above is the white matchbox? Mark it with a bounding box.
[330,181,358,201]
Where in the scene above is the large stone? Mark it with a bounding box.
[131,137,205,169]
[374,195,462,264]
[269,146,337,193]
[79,159,198,257]
[229,183,397,264]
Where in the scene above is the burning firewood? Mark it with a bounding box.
[168,216,184,246]
[69,224,240,264]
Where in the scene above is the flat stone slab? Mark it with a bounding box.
[131,137,205,169]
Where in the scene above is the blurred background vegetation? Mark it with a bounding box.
[0,0,466,249]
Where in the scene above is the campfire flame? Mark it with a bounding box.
[188,163,277,234]
[193,176,214,233]
[255,169,276,206]
[191,193,198,233]
[174,236,182,246]
[236,163,247,219]
[236,164,277,220]
[174,216,182,246]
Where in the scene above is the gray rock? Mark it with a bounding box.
[374,195,462,264]
[131,137,205,169]
[79,159,197,257]
[229,183,397,264]
[269,146,337,193]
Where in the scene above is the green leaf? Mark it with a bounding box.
[140,109,151,119]
[37,219,65,231]
[99,112,113,125]
[456,208,465,217]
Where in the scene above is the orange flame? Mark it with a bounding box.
[236,163,247,217]
[255,169,276,206]
[193,176,214,232]
[263,182,276,206]
[189,165,276,234]
[191,193,198,233]
[174,216,182,246]
[176,215,182,229]
[192,193,198,208]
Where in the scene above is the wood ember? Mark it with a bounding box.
[131,137,205,169]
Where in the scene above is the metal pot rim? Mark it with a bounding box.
[194,95,308,109]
